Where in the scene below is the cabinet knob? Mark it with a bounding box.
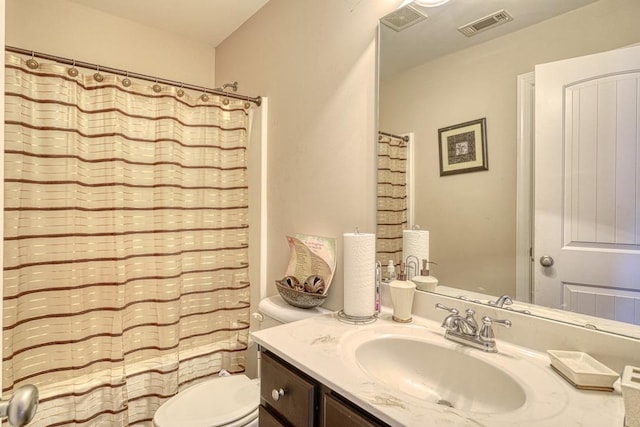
[271,388,286,401]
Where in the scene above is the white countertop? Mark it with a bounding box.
[252,309,626,427]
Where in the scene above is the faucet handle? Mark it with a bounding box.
[435,303,459,315]
[479,316,511,342]
[481,316,511,328]
[436,303,460,331]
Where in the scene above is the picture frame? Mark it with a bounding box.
[438,118,488,176]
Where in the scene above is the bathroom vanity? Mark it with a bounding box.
[259,350,388,426]
[252,289,636,426]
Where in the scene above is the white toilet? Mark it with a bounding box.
[153,295,330,427]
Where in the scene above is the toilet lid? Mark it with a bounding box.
[154,375,260,427]
[258,295,331,323]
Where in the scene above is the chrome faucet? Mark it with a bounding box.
[488,295,532,314]
[435,303,511,353]
[489,295,513,308]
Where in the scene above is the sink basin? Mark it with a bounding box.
[353,335,526,414]
[254,314,619,426]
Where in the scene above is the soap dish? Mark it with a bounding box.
[547,350,619,391]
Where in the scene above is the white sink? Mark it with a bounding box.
[354,335,526,414]
[253,313,626,426]
[340,324,568,419]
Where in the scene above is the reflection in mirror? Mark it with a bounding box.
[376,131,409,269]
[378,0,640,337]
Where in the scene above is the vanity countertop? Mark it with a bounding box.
[252,309,625,427]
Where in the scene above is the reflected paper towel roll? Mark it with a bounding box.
[343,232,376,318]
[402,229,429,265]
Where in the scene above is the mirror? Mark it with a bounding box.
[377,0,640,338]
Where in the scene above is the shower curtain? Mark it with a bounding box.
[3,53,252,426]
[376,134,408,268]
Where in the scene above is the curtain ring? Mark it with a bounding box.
[93,65,104,82]
[176,85,185,97]
[244,102,251,109]
[152,80,162,93]
[122,71,132,87]
[222,94,230,106]
[201,92,210,102]
[26,52,39,69]
[67,60,79,77]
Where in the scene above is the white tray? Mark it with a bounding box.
[548,350,619,389]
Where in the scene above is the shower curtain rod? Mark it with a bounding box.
[5,45,262,106]
[378,131,409,143]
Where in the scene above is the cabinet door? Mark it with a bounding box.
[259,406,287,427]
[323,393,385,427]
[261,351,317,426]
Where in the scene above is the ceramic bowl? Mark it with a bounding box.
[275,281,328,309]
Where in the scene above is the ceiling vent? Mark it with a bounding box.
[457,9,513,37]
[381,4,428,32]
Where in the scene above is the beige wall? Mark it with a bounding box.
[4,0,400,313]
[7,0,639,309]
[216,0,402,310]
[380,0,640,297]
[5,0,216,87]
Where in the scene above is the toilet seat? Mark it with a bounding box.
[153,375,260,427]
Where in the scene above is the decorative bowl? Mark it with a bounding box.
[275,281,328,309]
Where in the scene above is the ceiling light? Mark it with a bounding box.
[414,0,450,7]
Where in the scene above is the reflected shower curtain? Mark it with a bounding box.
[376,134,408,268]
[3,53,251,426]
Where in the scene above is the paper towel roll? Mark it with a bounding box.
[343,232,376,317]
[402,229,430,265]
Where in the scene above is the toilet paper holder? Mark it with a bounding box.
[338,260,379,325]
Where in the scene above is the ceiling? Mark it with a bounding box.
[68,0,271,47]
[381,0,598,78]
[67,0,599,74]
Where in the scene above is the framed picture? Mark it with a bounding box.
[438,118,488,176]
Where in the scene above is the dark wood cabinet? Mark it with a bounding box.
[260,350,318,426]
[258,405,287,427]
[322,392,387,427]
[259,350,389,427]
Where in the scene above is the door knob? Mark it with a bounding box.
[0,384,39,426]
[539,255,554,267]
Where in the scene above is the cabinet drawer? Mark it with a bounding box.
[259,405,286,427]
[261,351,317,426]
[323,393,387,427]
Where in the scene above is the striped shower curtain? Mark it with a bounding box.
[376,133,408,268]
[3,53,252,426]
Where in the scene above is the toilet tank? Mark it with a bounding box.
[245,295,331,379]
[255,295,331,330]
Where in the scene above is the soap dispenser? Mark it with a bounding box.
[411,259,438,292]
[384,260,396,282]
[388,262,416,323]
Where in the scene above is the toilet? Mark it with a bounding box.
[153,295,330,427]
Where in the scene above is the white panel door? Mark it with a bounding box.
[534,45,640,325]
